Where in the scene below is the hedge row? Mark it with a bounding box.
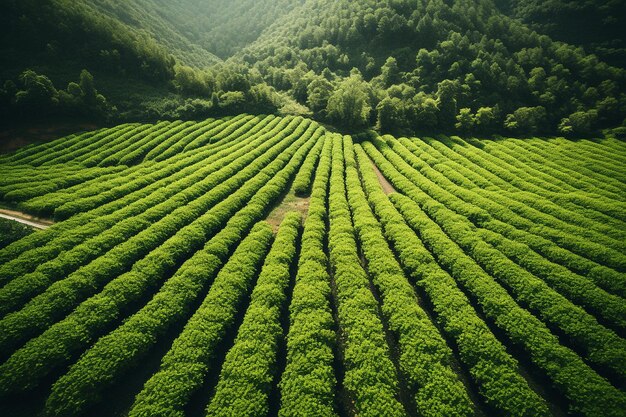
[81,121,174,167]
[43,124,319,417]
[1,165,127,202]
[293,134,326,196]
[203,212,301,417]
[53,117,294,220]
[23,117,284,218]
[117,121,195,166]
[402,137,626,242]
[353,143,549,417]
[146,118,224,162]
[0,118,292,267]
[328,134,405,417]
[278,134,337,417]
[0,122,320,397]
[406,137,626,297]
[499,139,624,200]
[0,118,309,319]
[0,132,84,165]
[48,223,274,417]
[345,138,474,417]
[369,139,626,379]
[396,138,626,321]
[445,135,626,223]
[386,137,626,269]
[142,115,249,161]
[362,141,626,416]
[38,124,141,166]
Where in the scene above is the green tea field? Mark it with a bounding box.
[0,115,625,417]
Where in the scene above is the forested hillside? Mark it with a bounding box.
[497,0,626,67]
[229,0,625,135]
[0,0,624,136]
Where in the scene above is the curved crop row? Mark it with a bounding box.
[386,137,626,266]
[81,121,174,167]
[203,212,301,417]
[278,135,337,417]
[0,117,292,267]
[1,129,105,165]
[143,118,223,162]
[402,137,626,241]
[0,116,294,281]
[328,134,405,417]
[42,126,319,417]
[48,223,275,417]
[447,136,626,222]
[292,134,326,196]
[353,143,550,417]
[345,137,474,417]
[496,139,625,200]
[22,117,284,218]
[38,124,141,166]
[98,121,179,166]
[0,119,316,354]
[1,166,127,202]
[405,138,626,296]
[52,116,287,220]
[142,114,249,162]
[117,121,195,166]
[396,139,626,318]
[0,120,320,397]
[367,140,626,379]
[0,118,309,317]
[362,141,626,416]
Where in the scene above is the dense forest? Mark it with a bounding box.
[0,0,624,135]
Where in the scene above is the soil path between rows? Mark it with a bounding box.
[369,158,396,195]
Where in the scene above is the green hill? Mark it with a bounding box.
[0,0,624,136]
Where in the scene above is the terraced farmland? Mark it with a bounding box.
[0,115,625,417]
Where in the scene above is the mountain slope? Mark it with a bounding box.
[497,0,626,68]
[230,0,626,134]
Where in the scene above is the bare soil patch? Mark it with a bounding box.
[265,191,310,232]
[369,158,396,194]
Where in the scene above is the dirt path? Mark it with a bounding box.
[0,209,53,229]
[369,158,396,195]
[265,192,310,232]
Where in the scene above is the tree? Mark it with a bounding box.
[381,57,401,87]
[558,110,598,136]
[475,106,498,132]
[14,70,58,112]
[436,79,459,129]
[504,106,547,134]
[455,108,475,132]
[307,78,333,115]
[326,75,372,129]
[377,97,404,132]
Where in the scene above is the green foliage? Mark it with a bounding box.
[504,106,547,134]
[2,69,115,121]
[1,116,626,417]
[205,212,301,417]
[279,133,336,417]
[326,74,372,130]
[0,219,34,250]
[455,108,475,132]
